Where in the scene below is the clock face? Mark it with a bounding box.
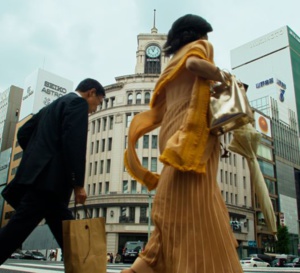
[146,45,161,58]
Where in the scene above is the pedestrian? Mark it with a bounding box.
[0,78,105,265]
[122,14,243,273]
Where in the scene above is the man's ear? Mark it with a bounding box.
[88,88,96,97]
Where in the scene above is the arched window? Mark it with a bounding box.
[127,93,133,105]
[145,92,150,104]
[136,93,142,104]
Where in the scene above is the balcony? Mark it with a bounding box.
[139,216,149,224]
[119,215,134,223]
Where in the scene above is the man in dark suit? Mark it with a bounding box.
[0,78,105,264]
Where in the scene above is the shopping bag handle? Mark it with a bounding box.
[74,204,92,219]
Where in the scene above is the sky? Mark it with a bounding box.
[1,0,300,92]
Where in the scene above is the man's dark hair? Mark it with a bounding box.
[163,14,213,56]
[75,78,105,97]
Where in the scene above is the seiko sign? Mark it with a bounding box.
[41,81,67,98]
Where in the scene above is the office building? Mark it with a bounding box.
[231,25,300,254]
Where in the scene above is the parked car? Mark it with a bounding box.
[122,241,146,263]
[271,258,287,267]
[249,253,272,264]
[240,257,270,267]
[284,257,300,267]
[23,251,46,261]
[10,252,25,259]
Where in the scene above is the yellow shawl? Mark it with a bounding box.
[124,40,214,190]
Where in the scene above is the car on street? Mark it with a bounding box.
[240,257,270,267]
[284,257,300,267]
[23,250,46,261]
[122,241,146,263]
[10,251,25,259]
[271,258,287,267]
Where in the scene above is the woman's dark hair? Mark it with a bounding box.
[163,14,213,56]
[75,78,105,97]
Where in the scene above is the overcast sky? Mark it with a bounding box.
[1,0,299,92]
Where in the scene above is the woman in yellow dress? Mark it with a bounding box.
[122,14,243,273]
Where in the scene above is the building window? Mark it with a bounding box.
[109,116,114,130]
[145,92,151,104]
[92,183,96,195]
[96,140,99,153]
[101,139,105,152]
[233,154,236,166]
[110,97,115,107]
[141,185,147,193]
[91,121,95,134]
[87,184,90,196]
[89,163,92,176]
[142,157,148,168]
[124,136,128,149]
[243,176,246,189]
[90,142,94,155]
[220,169,223,183]
[244,196,247,206]
[120,207,126,218]
[140,207,147,218]
[151,157,157,172]
[123,180,128,193]
[105,182,109,194]
[108,138,112,151]
[103,117,107,131]
[230,173,232,185]
[131,180,137,193]
[143,135,149,148]
[100,160,104,174]
[94,161,98,175]
[104,99,109,109]
[126,113,132,128]
[226,192,228,203]
[106,159,111,173]
[152,135,157,149]
[99,182,102,194]
[129,207,135,222]
[235,194,238,205]
[242,157,245,169]
[97,119,101,133]
[234,174,237,186]
[136,93,142,104]
[127,94,133,105]
[225,171,228,184]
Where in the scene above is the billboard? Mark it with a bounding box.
[19,69,73,120]
[254,112,271,137]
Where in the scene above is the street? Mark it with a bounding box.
[0,259,129,273]
[1,260,300,273]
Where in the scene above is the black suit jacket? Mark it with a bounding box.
[3,92,89,207]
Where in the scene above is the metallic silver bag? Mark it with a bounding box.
[210,71,254,136]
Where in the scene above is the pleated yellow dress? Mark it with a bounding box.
[139,82,243,273]
[124,39,243,273]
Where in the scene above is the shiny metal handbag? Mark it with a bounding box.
[210,71,254,136]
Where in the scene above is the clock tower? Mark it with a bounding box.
[135,10,169,74]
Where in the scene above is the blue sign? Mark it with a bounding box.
[248,240,257,247]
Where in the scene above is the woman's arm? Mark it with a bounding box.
[186,56,224,82]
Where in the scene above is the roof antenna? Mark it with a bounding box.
[151,9,158,34]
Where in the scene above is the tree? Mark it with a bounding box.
[275,225,290,254]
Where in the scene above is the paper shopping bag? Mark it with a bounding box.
[63,217,106,273]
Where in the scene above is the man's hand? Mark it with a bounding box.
[74,186,87,204]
